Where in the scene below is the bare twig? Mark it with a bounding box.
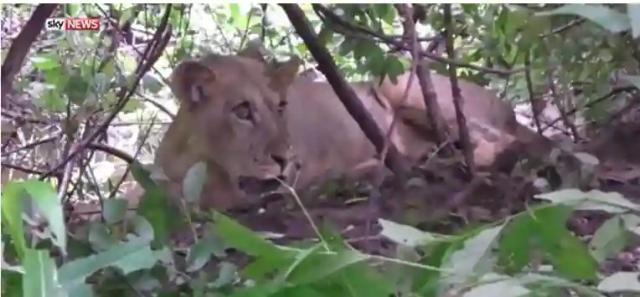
[1,162,50,175]
[41,5,173,179]
[524,52,542,134]
[87,143,135,164]
[107,113,157,200]
[1,110,50,125]
[1,134,60,157]
[136,91,176,119]
[540,19,585,38]
[238,6,256,50]
[547,71,579,140]
[94,4,172,87]
[444,4,475,176]
[541,86,638,132]
[396,4,449,147]
[1,4,58,102]
[281,4,408,174]
[313,4,519,77]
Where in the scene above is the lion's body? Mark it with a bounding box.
[155,54,548,209]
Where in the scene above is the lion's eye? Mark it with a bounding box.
[232,101,253,120]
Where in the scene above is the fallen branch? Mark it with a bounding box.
[281,4,408,174]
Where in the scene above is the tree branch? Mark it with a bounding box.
[281,4,408,174]
[313,4,518,77]
[1,4,58,103]
[396,4,450,147]
[41,4,173,179]
[541,86,638,133]
[444,4,475,176]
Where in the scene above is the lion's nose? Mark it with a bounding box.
[270,154,287,172]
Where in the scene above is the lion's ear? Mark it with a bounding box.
[238,39,267,63]
[268,56,302,92]
[171,60,215,108]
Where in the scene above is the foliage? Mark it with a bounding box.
[2,3,640,297]
[3,179,640,296]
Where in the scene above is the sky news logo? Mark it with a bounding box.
[45,17,102,31]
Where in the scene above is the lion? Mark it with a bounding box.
[155,52,550,210]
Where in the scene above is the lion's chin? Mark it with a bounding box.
[237,175,283,196]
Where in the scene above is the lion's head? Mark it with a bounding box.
[161,52,301,207]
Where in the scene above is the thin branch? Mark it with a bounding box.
[87,143,135,164]
[1,162,50,175]
[396,4,449,147]
[41,4,173,179]
[444,4,475,176]
[136,91,176,119]
[313,4,519,77]
[524,52,542,134]
[547,71,579,140]
[540,18,585,38]
[1,4,58,102]
[541,86,638,133]
[1,134,60,157]
[107,113,157,200]
[238,5,257,50]
[281,4,408,174]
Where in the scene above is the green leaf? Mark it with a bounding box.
[622,75,640,89]
[535,189,640,213]
[1,182,28,260]
[87,223,117,251]
[65,283,94,297]
[130,162,155,190]
[137,184,180,246]
[317,26,333,47]
[182,161,207,204]
[444,225,504,284]
[30,55,60,71]
[212,262,238,288]
[92,73,110,95]
[112,245,158,274]
[229,3,248,29]
[58,238,148,288]
[186,229,226,272]
[131,216,154,242]
[378,218,452,247]
[463,275,530,297]
[338,38,357,56]
[598,272,640,293]
[500,205,598,281]
[537,4,631,33]
[384,56,406,84]
[211,211,286,259]
[38,90,67,113]
[141,73,163,94]
[535,206,598,281]
[627,4,640,38]
[22,180,66,253]
[22,249,64,297]
[499,212,537,273]
[589,215,629,263]
[64,73,89,105]
[284,248,368,286]
[102,199,128,225]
